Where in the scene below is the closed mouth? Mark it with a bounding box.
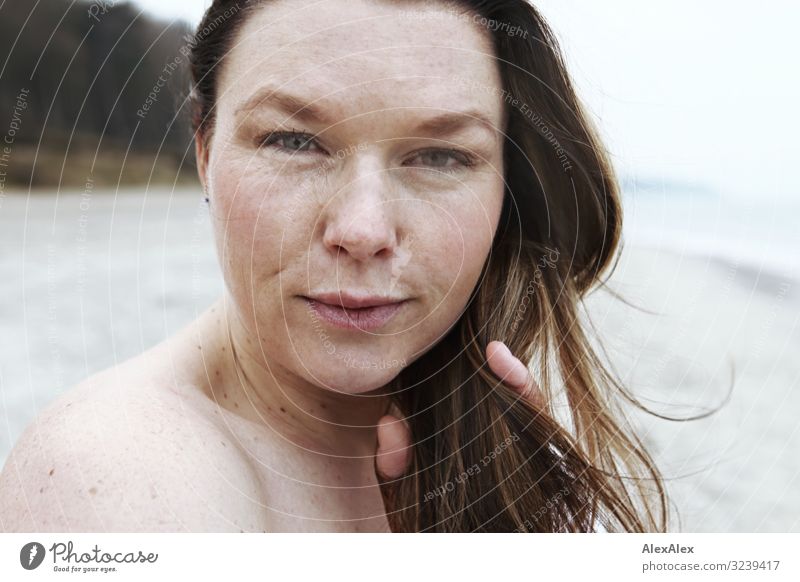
[301,296,408,331]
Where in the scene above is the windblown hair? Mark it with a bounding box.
[189,0,669,532]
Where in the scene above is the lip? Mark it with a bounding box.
[302,293,408,331]
[306,292,407,309]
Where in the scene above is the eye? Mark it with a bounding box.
[256,130,324,154]
[404,148,475,172]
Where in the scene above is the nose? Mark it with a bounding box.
[321,159,399,262]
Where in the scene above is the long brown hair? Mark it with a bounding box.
[189,0,669,532]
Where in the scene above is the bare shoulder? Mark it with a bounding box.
[0,354,269,533]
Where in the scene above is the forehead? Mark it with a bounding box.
[217,0,504,123]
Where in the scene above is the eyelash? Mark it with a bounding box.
[255,129,323,154]
[254,130,476,173]
[406,148,476,173]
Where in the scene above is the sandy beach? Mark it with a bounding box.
[1,189,798,532]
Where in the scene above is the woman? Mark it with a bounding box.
[0,0,667,532]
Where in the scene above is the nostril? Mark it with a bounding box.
[322,207,399,260]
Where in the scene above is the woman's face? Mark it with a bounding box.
[200,0,506,394]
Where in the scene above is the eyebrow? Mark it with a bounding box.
[236,86,333,125]
[236,86,500,141]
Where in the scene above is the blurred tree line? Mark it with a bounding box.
[0,0,199,188]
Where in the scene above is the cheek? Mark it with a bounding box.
[433,189,500,280]
[211,151,320,249]
[414,187,502,326]
[208,156,318,307]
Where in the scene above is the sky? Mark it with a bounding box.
[131,0,800,200]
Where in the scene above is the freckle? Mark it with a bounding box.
[39,487,44,493]
[66,403,72,407]
[215,370,220,376]
[223,392,228,399]
[197,345,201,350]
[279,407,286,413]
[222,347,226,352]
[221,441,227,447]
[48,468,54,476]
[321,403,327,409]
[234,402,239,408]
[89,487,97,495]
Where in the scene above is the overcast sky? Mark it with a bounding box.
[131,0,800,200]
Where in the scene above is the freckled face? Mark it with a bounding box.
[202,0,506,393]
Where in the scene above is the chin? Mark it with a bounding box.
[309,353,408,395]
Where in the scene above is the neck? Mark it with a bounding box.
[190,296,392,459]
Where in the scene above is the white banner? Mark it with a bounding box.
[1,533,798,581]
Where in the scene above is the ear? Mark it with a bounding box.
[195,133,210,190]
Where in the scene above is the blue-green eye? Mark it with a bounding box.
[404,148,474,171]
[257,131,323,153]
